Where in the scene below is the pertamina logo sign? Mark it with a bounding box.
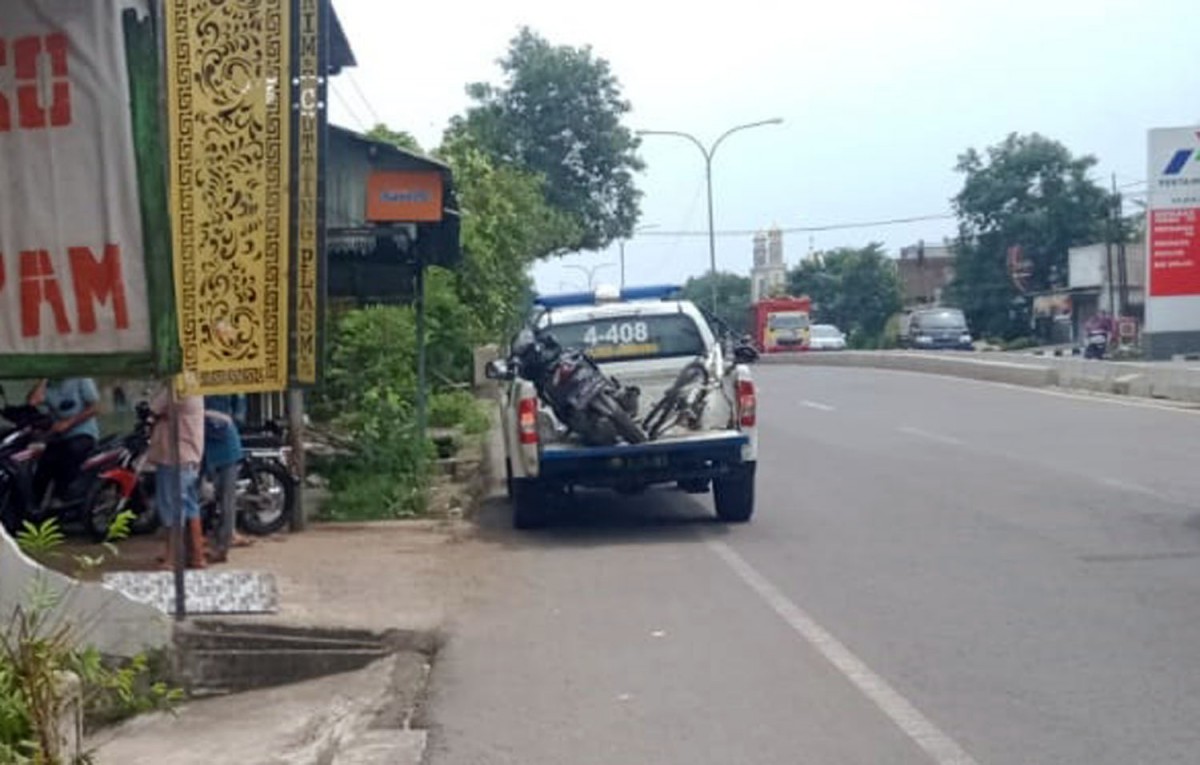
[1162,134,1200,176]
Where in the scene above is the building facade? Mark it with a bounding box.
[897,242,956,308]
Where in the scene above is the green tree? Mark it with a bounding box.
[448,27,643,254]
[365,123,423,153]
[950,133,1110,339]
[788,244,901,347]
[438,131,580,340]
[681,271,752,334]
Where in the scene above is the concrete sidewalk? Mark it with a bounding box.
[88,519,485,765]
[90,655,426,765]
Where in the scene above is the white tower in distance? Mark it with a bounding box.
[751,226,788,301]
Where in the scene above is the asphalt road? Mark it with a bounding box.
[424,367,1200,765]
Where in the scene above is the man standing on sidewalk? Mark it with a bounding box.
[204,395,248,563]
[149,387,206,569]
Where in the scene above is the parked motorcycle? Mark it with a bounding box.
[86,408,296,539]
[82,401,161,541]
[512,329,646,446]
[1084,330,1109,360]
[0,385,130,536]
[0,392,53,535]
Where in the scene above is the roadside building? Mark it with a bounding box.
[897,241,956,309]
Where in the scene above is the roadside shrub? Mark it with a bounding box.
[429,391,489,435]
[313,268,497,521]
[319,387,434,521]
[1002,337,1038,351]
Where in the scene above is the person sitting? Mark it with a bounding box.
[27,378,101,510]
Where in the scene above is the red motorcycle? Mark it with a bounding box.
[83,402,161,540]
[85,405,296,540]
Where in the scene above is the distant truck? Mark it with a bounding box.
[748,296,813,353]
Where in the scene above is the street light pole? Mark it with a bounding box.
[620,223,659,289]
[563,262,616,291]
[638,119,783,314]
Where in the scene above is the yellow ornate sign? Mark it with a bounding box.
[165,0,292,393]
[294,0,321,384]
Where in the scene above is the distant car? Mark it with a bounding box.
[904,308,974,351]
[808,324,847,350]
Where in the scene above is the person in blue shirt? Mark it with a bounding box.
[27,378,101,508]
[203,395,249,562]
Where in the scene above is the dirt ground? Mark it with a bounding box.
[39,517,491,637]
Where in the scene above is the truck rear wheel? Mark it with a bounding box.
[713,463,755,523]
[512,478,551,530]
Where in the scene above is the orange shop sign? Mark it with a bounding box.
[366,171,443,222]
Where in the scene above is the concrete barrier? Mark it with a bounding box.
[760,351,1057,388]
[0,528,171,658]
[758,351,1200,405]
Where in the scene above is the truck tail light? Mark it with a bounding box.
[737,379,757,428]
[518,397,539,445]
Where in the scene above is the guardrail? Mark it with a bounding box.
[758,351,1200,405]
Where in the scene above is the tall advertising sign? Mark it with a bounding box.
[0,0,176,377]
[166,0,293,393]
[291,0,327,386]
[1146,126,1200,356]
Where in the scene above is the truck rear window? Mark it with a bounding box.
[546,314,706,361]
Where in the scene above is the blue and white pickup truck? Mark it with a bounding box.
[487,285,759,529]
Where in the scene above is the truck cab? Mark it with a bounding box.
[489,285,759,529]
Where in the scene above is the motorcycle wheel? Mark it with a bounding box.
[0,472,21,536]
[84,478,128,542]
[598,396,646,445]
[236,459,295,536]
[121,473,160,536]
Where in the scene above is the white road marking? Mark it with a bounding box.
[899,426,964,446]
[801,400,836,411]
[709,540,981,765]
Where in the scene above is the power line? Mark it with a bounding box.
[345,70,382,126]
[330,82,367,131]
[638,213,957,239]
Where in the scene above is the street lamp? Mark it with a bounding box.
[619,223,659,289]
[638,118,783,313]
[563,262,616,291]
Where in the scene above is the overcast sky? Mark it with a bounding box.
[330,0,1198,294]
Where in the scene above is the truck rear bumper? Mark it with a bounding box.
[538,434,750,488]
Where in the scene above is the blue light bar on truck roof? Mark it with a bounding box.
[534,284,683,309]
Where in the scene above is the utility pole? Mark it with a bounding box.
[1106,174,1117,319]
[638,119,783,313]
[1113,174,1130,316]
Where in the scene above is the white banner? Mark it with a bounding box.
[0,0,151,356]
